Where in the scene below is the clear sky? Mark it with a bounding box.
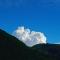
[0,0,60,43]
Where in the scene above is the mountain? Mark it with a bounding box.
[32,44,60,60]
[0,29,60,60]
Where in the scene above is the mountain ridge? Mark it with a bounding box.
[0,29,60,60]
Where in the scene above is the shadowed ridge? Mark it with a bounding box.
[32,43,60,59]
[0,29,27,48]
[0,29,60,60]
[0,29,34,60]
[32,43,60,50]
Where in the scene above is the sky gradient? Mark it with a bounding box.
[0,0,60,43]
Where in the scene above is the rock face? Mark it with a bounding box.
[0,29,60,60]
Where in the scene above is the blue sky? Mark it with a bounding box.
[0,0,60,43]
